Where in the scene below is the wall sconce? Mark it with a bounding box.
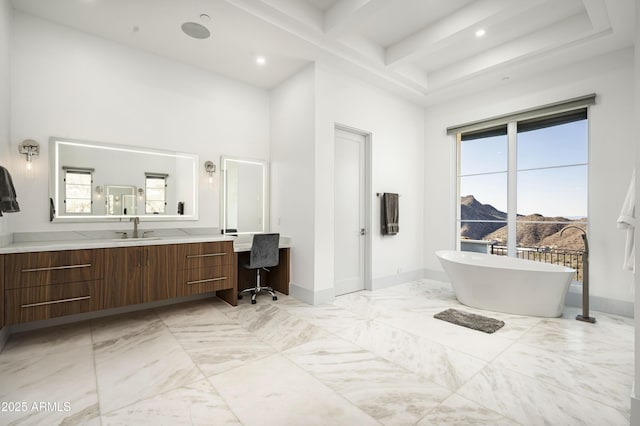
[138,188,144,200]
[204,161,215,183]
[95,185,103,199]
[18,139,40,170]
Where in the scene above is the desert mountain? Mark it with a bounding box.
[461,196,586,251]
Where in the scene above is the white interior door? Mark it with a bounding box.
[334,128,366,296]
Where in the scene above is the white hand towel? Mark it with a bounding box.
[617,169,635,273]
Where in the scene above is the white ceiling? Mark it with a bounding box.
[10,0,636,106]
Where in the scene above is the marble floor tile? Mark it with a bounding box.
[538,308,634,349]
[283,304,367,334]
[417,394,520,426]
[518,324,633,375]
[457,364,629,425]
[338,320,487,391]
[380,307,515,362]
[284,335,450,425]
[101,379,241,425]
[0,278,632,424]
[0,343,99,425]
[92,313,203,414]
[157,300,276,376]
[211,354,379,426]
[224,303,328,352]
[1,321,93,359]
[493,342,633,415]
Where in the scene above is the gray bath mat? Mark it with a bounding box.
[434,308,505,334]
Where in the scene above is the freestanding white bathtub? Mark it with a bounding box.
[435,250,575,317]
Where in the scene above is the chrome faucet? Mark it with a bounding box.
[560,225,595,323]
[130,217,140,239]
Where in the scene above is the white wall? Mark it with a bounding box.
[424,48,636,306]
[270,64,316,297]
[271,64,425,304]
[10,12,270,233]
[0,0,12,241]
[316,65,425,294]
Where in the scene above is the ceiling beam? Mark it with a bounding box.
[427,12,598,89]
[384,0,546,67]
[323,0,387,36]
[582,0,611,31]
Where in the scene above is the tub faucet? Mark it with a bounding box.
[560,225,589,254]
[130,216,140,238]
[560,225,595,323]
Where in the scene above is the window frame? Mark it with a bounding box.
[63,168,94,215]
[145,173,168,215]
[456,109,589,257]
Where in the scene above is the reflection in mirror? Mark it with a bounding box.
[106,185,136,215]
[221,157,268,235]
[50,137,199,222]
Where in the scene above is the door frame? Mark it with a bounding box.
[334,123,372,292]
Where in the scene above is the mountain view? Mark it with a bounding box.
[460,195,587,251]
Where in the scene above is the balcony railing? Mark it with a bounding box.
[490,244,584,282]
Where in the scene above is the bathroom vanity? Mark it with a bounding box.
[0,236,290,327]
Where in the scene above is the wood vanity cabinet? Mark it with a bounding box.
[176,241,236,299]
[2,240,240,326]
[144,244,178,302]
[3,249,104,325]
[103,246,144,308]
[103,244,177,307]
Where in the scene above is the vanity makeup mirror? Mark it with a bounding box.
[221,156,268,234]
[49,137,198,222]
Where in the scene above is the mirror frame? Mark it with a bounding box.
[49,137,199,222]
[220,156,269,235]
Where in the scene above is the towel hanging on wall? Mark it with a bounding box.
[381,192,399,235]
[0,166,20,216]
[617,169,635,273]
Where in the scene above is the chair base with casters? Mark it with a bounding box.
[238,267,278,304]
[238,233,281,304]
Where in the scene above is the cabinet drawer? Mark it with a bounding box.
[177,266,233,296]
[177,242,233,270]
[4,281,101,324]
[5,249,104,289]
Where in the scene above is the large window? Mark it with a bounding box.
[64,169,93,214]
[453,98,591,281]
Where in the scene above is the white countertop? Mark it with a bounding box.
[0,232,292,254]
[0,235,235,254]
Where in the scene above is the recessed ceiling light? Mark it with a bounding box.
[181,22,210,39]
[475,29,486,37]
[256,56,267,66]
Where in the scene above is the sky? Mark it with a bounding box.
[459,120,588,218]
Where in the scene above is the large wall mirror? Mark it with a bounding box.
[49,137,199,222]
[221,156,268,235]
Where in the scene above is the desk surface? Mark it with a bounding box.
[233,236,291,253]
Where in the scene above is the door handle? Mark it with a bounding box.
[360,228,366,236]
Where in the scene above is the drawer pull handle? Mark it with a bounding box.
[21,295,91,308]
[186,277,227,285]
[186,253,226,259]
[21,263,92,273]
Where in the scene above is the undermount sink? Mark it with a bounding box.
[111,237,161,242]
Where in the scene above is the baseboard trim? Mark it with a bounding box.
[289,283,334,305]
[631,383,640,426]
[372,269,426,291]
[565,283,634,318]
